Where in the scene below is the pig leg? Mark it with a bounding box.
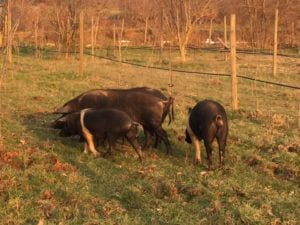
[82,130,100,157]
[204,140,213,170]
[217,136,226,167]
[143,129,153,150]
[154,127,172,154]
[125,127,143,162]
[193,139,201,164]
[103,135,116,157]
[83,143,89,154]
[81,109,100,157]
[126,135,143,162]
[186,125,202,164]
[153,134,161,148]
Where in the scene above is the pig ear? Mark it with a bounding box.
[215,115,224,127]
[51,119,66,129]
[132,122,140,127]
[54,104,71,114]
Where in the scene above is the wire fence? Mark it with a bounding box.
[2,45,299,125]
[17,45,300,90]
[117,45,300,59]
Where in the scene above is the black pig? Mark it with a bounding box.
[54,108,143,162]
[185,100,228,169]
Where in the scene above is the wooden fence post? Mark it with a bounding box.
[209,18,213,43]
[159,8,164,63]
[298,103,300,129]
[35,16,39,58]
[0,3,3,48]
[113,23,116,57]
[65,16,70,59]
[144,16,148,45]
[94,17,99,54]
[168,43,173,97]
[290,22,295,46]
[91,16,94,62]
[118,18,124,62]
[224,16,228,61]
[230,14,238,111]
[7,0,12,64]
[79,11,84,76]
[273,8,278,77]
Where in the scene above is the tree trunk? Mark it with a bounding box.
[144,16,148,45]
[7,0,12,64]
[179,44,186,62]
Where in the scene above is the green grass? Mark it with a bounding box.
[0,49,299,224]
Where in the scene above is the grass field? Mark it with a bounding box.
[0,48,299,225]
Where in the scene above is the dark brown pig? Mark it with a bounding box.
[129,87,174,125]
[53,89,174,154]
[125,87,175,149]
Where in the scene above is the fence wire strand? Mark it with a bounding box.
[18,46,300,90]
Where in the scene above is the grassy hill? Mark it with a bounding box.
[0,49,299,224]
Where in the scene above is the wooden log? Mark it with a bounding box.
[217,37,229,49]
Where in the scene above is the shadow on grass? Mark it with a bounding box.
[22,112,190,158]
[21,112,197,167]
[21,112,241,177]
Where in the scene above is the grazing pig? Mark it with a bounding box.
[185,100,228,169]
[54,108,143,162]
[129,87,174,125]
[128,87,175,148]
[54,88,174,154]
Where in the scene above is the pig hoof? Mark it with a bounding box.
[139,156,144,163]
[195,159,202,165]
[93,152,100,158]
[142,146,150,151]
[166,148,173,155]
[103,151,112,158]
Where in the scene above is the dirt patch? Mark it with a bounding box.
[259,143,300,153]
[49,156,76,173]
[154,180,180,199]
[33,96,44,101]
[0,151,22,170]
[245,155,263,167]
[245,155,299,183]
[40,190,55,200]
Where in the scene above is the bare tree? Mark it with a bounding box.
[221,0,299,49]
[5,0,299,53]
[47,0,81,55]
[159,0,218,62]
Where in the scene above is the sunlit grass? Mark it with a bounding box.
[0,50,299,224]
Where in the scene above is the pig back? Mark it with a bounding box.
[83,108,133,135]
[189,100,227,137]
